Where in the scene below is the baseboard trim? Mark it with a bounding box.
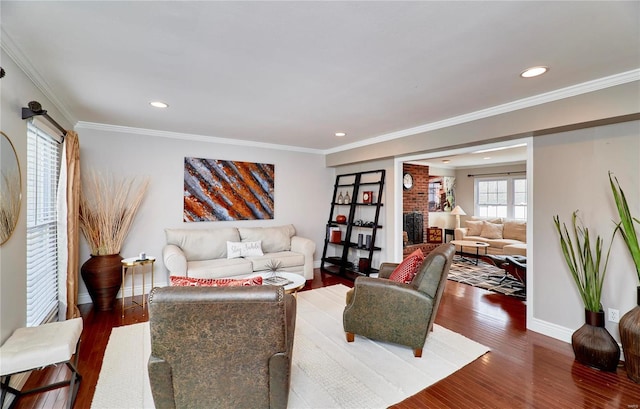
[528,317,625,361]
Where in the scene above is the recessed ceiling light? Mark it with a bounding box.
[520,66,548,78]
[442,159,451,164]
[150,101,169,108]
[483,157,491,160]
[335,132,346,137]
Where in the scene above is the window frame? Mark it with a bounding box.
[474,175,527,221]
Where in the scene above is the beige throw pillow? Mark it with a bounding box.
[466,220,484,236]
[503,220,526,242]
[480,221,504,239]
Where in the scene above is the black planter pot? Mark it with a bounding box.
[571,309,620,372]
[620,286,640,383]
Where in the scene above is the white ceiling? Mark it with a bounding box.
[1,1,639,152]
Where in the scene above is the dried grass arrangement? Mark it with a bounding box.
[80,172,149,256]
[0,170,21,244]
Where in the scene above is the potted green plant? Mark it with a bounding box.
[79,172,148,311]
[609,172,640,382]
[553,210,620,371]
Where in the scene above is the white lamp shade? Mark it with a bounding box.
[451,205,466,216]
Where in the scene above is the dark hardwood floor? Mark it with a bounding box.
[12,270,640,408]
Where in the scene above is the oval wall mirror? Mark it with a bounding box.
[1,131,22,245]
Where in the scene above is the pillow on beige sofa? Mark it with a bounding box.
[480,221,504,239]
[503,220,526,242]
[466,220,484,236]
[238,225,294,253]
[166,228,240,261]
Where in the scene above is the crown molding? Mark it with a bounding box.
[75,121,324,154]
[324,69,640,155]
[1,27,78,127]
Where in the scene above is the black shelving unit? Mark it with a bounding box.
[321,169,385,277]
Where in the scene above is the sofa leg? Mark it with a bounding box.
[346,332,354,343]
[413,348,423,358]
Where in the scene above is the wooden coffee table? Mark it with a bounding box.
[450,240,490,265]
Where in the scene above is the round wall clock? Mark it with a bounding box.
[403,172,413,190]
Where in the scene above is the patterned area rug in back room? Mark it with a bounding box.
[448,259,526,300]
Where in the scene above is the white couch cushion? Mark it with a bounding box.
[238,225,294,253]
[246,251,305,271]
[186,258,253,279]
[0,318,83,375]
[166,228,240,261]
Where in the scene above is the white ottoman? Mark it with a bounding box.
[0,318,83,409]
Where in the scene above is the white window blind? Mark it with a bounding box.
[26,120,62,327]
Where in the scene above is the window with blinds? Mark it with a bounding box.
[474,176,527,221]
[26,120,62,327]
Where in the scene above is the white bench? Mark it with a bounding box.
[0,318,83,409]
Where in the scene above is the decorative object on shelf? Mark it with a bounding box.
[451,205,466,229]
[344,191,351,204]
[403,172,413,190]
[183,158,274,222]
[337,191,344,204]
[362,191,373,204]
[609,172,640,382]
[428,227,443,243]
[358,258,370,274]
[358,234,364,248]
[79,172,149,311]
[336,214,347,224]
[366,234,372,249]
[553,210,619,371]
[0,132,21,245]
[330,227,342,244]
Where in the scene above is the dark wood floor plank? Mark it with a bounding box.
[11,270,640,408]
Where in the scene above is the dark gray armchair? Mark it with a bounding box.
[147,285,296,409]
[343,243,455,357]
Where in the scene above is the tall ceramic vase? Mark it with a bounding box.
[620,286,640,383]
[81,254,123,311]
[571,309,620,372]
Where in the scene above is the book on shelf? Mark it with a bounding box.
[263,275,293,286]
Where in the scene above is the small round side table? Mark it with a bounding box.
[121,256,155,317]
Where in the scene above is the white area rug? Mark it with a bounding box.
[92,284,489,408]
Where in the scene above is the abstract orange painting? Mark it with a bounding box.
[183,158,274,221]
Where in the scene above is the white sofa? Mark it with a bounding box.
[454,218,527,256]
[163,224,316,280]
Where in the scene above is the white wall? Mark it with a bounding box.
[0,50,73,342]
[530,121,640,342]
[75,126,334,303]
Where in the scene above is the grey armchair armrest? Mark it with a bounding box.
[378,262,399,279]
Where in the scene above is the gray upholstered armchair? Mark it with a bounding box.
[147,285,296,409]
[343,243,455,357]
